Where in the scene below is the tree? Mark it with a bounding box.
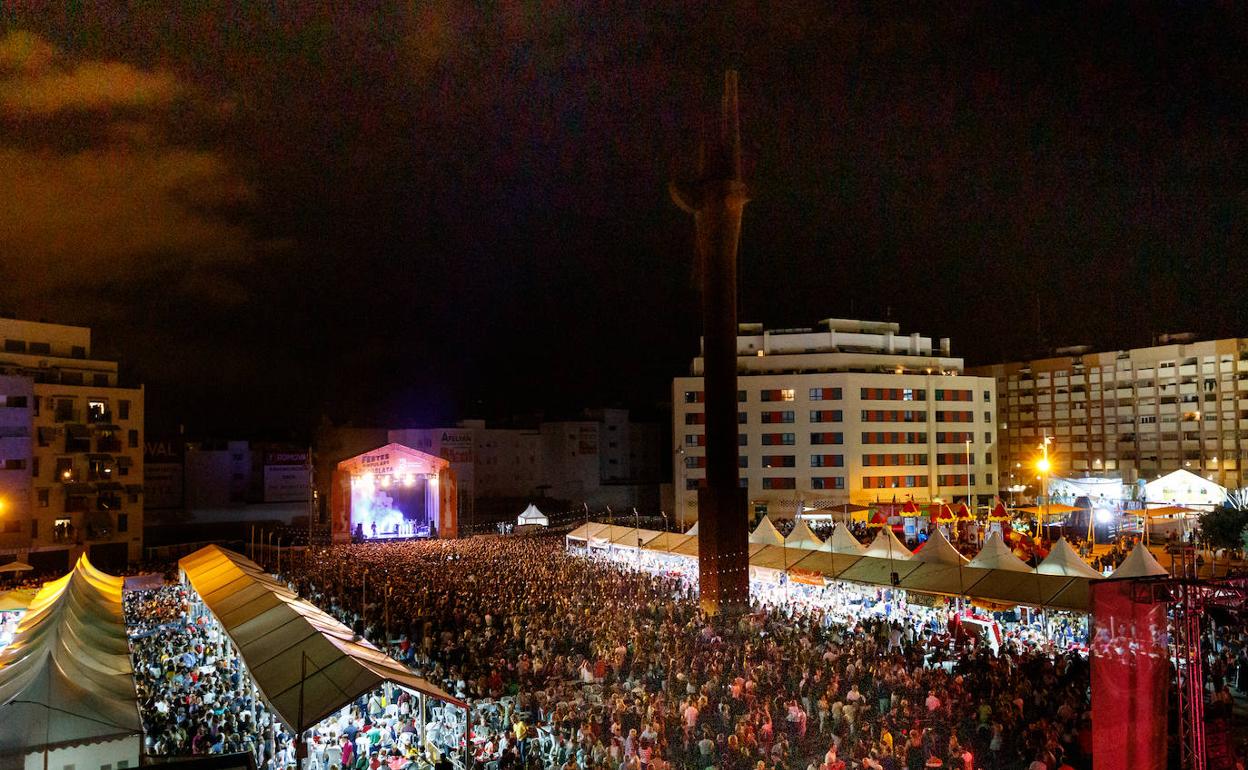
[1198,505,1248,551]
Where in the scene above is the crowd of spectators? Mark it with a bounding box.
[277,536,1092,769]
[125,585,282,762]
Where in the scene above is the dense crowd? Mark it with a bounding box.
[278,536,1093,770]
[125,585,281,761]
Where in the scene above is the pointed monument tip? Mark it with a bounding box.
[720,70,743,181]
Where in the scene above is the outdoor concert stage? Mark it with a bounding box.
[331,442,459,541]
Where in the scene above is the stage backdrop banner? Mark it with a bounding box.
[1091,579,1168,770]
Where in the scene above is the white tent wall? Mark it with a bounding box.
[21,735,140,770]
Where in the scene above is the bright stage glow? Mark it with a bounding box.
[1095,507,1115,524]
[1036,457,1051,473]
[350,472,433,539]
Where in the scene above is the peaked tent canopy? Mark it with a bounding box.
[862,527,912,560]
[1143,468,1227,507]
[0,555,140,761]
[179,545,464,734]
[785,519,825,550]
[685,521,699,536]
[899,500,921,516]
[987,502,1011,523]
[911,526,969,565]
[967,532,1033,572]
[749,517,786,546]
[825,524,867,555]
[516,504,549,527]
[1037,538,1105,579]
[1110,543,1169,579]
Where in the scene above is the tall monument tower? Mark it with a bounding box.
[670,71,751,614]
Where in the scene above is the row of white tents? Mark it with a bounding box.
[566,518,1171,613]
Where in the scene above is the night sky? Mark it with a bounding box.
[2,3,1245,438]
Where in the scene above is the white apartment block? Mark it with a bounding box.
[969,335,1248,491]
[0,319,143,572]
[673,319,998,523]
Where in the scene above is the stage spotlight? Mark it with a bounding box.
[380,475,391,489]
[405,474,415,487]
[1095,508,1114,524]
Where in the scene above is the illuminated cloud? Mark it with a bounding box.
[0,31,266,313]
[0,31,179,115]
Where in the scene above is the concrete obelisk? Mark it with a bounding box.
[670,71,751,614]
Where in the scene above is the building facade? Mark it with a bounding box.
[673,319,998,525]
[0,319,143,571]
[969,335,1248,492]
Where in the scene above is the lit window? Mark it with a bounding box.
[781,389,795,401]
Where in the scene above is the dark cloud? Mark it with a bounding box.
[1,4,1246,437]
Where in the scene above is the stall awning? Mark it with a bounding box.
[178,545,465,733]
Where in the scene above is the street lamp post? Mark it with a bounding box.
[965,438,973,540]
[1037,435,1052,542]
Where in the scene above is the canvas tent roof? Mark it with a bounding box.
[967,532,1033,572]
[564,522,611,543]
[685,521,699,536]
[0,555,140,757]
[785,519,825,550]
[911,527,968,565]
[1109,542,1169,579]
[179,545,464,733]
[517,504,548,526]
[749,517,786,546]
[644,532,693,552]
[825,524,867,555]
[1037,538,1105,579]
[862,527,912,559]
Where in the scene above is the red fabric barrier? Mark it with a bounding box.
[1090,579,1169,770]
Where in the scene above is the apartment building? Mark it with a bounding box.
[0,319,143,572]
[970,335,1248,492]
[673,319,998,524]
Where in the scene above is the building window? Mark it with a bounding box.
[0,395,27,408]
[984,411,992,422]
[984,390,992,402]
[761,477,796,490]
[738,390,747,402]
[738,434,748,446]
[684,391,705,404]
[118,400,130,420]
[761,411,795,424]
[685,479,705,491]
[809,387,842,401]
[684,456,706,469]
[810,432,843,445]
[810,409,842,422]
[738,456,749,468]
[811,476,845,490]
[861,388,926,401]
[810,454,844,467]
[781,389,795,401]
[685,434,705,447]
[118,513,128,533]
[935,410,974,423]
[761,433,796,446]
[761,455,795,468]
[37,488,49,507]
[1,458,25,470]
[861,410,927,423]
[684,413,705,425]
[862,432,927,444]
[738,412,747,424]
[30,519,37,539]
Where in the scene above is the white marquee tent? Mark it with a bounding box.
[0,555,140,768]
[516,504,549,527]
[785,519,825,550]
[748,517,786,546]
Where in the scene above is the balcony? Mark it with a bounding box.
[97,437,122,453]
[53,407,81,423]
[86,409,113,425]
